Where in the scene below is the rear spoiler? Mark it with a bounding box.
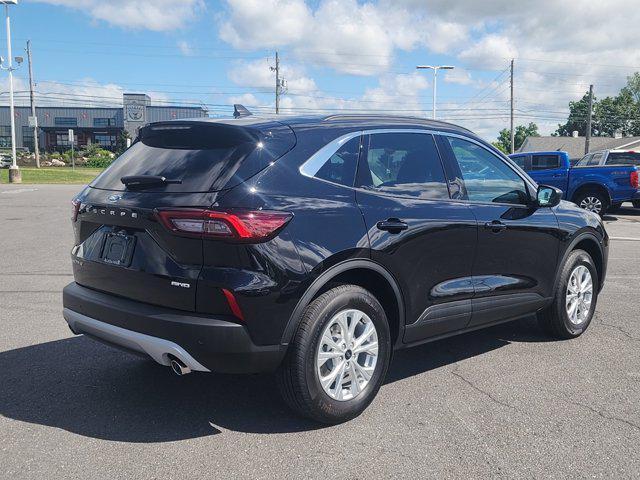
[233,104,252,118]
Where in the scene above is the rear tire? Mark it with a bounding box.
[277,285,391,424]
[574,190,609,216]
[633,200,640,209]
[538,249,598,339]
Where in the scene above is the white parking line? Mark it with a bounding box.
[609,237,640,241]
[0,188,38,194]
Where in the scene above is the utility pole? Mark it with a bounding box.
[26,40,39,168]
[510,58,515,154]
[270,51,281,114]
[585,84,593,155]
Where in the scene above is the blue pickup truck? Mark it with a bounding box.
[509,150,640,215]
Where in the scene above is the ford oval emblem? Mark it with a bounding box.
[107,194,122,203]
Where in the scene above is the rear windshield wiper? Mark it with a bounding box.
[121,175,182,189]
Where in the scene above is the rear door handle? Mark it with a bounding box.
[377,218,409,233]
[484,220,507,233]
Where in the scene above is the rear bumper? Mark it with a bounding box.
[62,282,286,374]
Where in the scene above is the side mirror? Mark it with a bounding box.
[536,185,562,208]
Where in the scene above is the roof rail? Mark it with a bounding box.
[322,113,428,122]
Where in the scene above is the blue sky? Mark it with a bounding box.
[2,0,640,140]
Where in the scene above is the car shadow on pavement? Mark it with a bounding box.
[605,206,640,221]
[0,316,548,441]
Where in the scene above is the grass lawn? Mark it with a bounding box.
[0,167,104,184]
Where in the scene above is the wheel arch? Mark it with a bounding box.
[281,259,405,349]
[571,183,612,206]
[554,232,605,293]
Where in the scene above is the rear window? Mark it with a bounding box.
[91,122,295,192]
[531,154,560,170]
[605,152,640,166]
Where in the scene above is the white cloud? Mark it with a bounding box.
[227,93,262,107]
[227,72,430,117]
[0,77,173,108]
[228,58,318,93]
[177,40,194,56]
[459,35,518,70]
[220,0,424,75]
[219,0,640,138]
[443,68,473,86]
[219,0,312,49]
[33,0,203,31]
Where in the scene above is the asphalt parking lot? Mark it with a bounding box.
[1,184,639,479]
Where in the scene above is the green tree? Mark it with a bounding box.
[621,72,640,103]
[555,74,640,137]
[493,122,540,153]
[115,130,131,155]
[555,92,592,137]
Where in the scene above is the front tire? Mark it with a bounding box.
[277,285,391,424]
[632,200,640,209]
[574,190,609,216]
[538,249,598,339]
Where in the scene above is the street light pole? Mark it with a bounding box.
[0,1,20,183]
[416,65,454,120]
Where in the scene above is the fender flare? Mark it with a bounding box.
[570,182,612,206]
[281,259,405,347]
[553,231,604,293]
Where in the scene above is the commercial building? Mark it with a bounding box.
[0,93,208,152]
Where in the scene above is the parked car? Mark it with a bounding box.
[0,155,11,168]
[509,150,639,215]
[577,149,640,208]
[63,115,608,424]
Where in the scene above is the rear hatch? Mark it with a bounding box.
[71,119,295,311]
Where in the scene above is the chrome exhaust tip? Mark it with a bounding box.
[169,356,191,376]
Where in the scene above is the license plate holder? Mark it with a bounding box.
[101,232,136,267]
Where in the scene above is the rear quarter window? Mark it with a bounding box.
[313,136,360,187]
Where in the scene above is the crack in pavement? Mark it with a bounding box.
[566,399,640,433]
[450,364,522,413]
[594,313,640,342]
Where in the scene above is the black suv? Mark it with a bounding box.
[63,115,608,424]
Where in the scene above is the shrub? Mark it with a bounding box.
[84,156,114,168]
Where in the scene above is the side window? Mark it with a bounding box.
[531,154,560,170]
[446,137,529,205]
[510,155,526,170]
[359,132,449,199]
[314,136,361,187]
[589,153,603,165]
[576,154,591,166]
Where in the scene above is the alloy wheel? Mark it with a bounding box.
[565,265,593,325]
[316,309,379,401]
[579,196,602,214]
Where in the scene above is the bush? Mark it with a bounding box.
[84,156,114,168]
[80,144,115,168]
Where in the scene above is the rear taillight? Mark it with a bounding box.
[156,209,293,242]
[631,170,639,189]
[71,199,80,222]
